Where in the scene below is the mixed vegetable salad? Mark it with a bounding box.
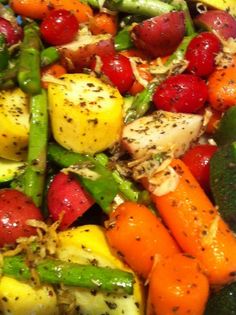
[0,0,236,314]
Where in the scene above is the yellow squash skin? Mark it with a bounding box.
[0,277,58,315]
[0,88,29,161]
[57,225,145,315]
[48,74,124,155]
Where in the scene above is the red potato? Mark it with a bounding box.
[0,17,22,45]
[47,172,94,230]
[0,189,42,247]
[131,11,185,58]
[59,37,115,72]
[195,10,236,40]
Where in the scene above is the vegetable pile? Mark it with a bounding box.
[0,0,236,314]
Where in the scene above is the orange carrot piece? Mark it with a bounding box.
[10,0,50,19]
[208,56,236,112]
[10,0,93,22]
[147,253,209,315]
[152,159,236,286]
[89,12,117,36]
[205,109,222,134]
[105,201,180,279]
[129,64,153,95]
[41,63,67,89]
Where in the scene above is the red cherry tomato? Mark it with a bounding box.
[0,189,42,247]
[100,53,135,94]
[182,144,218,192]
[185,32,221,77]
[0,17,22,45]
[40,9,79,45]
[47,172,94,230]
[153,74,208,113]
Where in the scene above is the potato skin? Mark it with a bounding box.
[132,11,185,58]
[195,10,236,40]
[48,73,123,154]
[58,38,115,72]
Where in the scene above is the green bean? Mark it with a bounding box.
[3,255,134,295]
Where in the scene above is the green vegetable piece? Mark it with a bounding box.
[17,23,42,95]
[40,47,60,67]
[205,281,236,315]
[115,26,133,51]
[48,142,119,213]
[3,255,134,295]
[23,89,48,208]
[214,106,236,146]
[124,81,157,124]
[210,142,236,232]
[124,33,196,123]
[165,33,196,66]
[0,34,9,71]
[105,0,176,16]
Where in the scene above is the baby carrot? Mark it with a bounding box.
[89,12,118,36]
[10,0,93,22]
[152,159,236,286]
[105,201,180,280]
[147,253,209,315]
[208,56,236,112]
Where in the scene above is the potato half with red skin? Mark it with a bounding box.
[131,11,185,58]
[195,10,236,40]
[47,172,94,230]
[59,38,115,72]
[0,189,42,247]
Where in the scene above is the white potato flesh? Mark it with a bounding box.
[122,110,204,158]
[48,74,124,154]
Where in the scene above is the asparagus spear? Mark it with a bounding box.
[48,142,119,213]
[3,255,134,295]
[23,89,48,208]
[17,23,42,95]
[40,47,60,67]
[105,0,176,16]
[124,33,196,123]
[95,153,140,202]
[85,0,176,14]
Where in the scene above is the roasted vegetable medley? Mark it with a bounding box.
[0,0,236,314]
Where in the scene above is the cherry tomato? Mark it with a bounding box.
[185,32,221,77]
[153,74,208,113]
[47,172,94,230]
[182,144,218,192]
[0,189,42,247]
[40,9,79,46]
[100,53,135,94]
[0,17,22,45]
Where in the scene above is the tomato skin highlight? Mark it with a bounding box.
[153,74,208,113]
[185,32,221,77]
[100,53,134,94]
[182,144,218,193]
[0,189,42,247]
[47,172,94,230]
[40,9,79,45]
